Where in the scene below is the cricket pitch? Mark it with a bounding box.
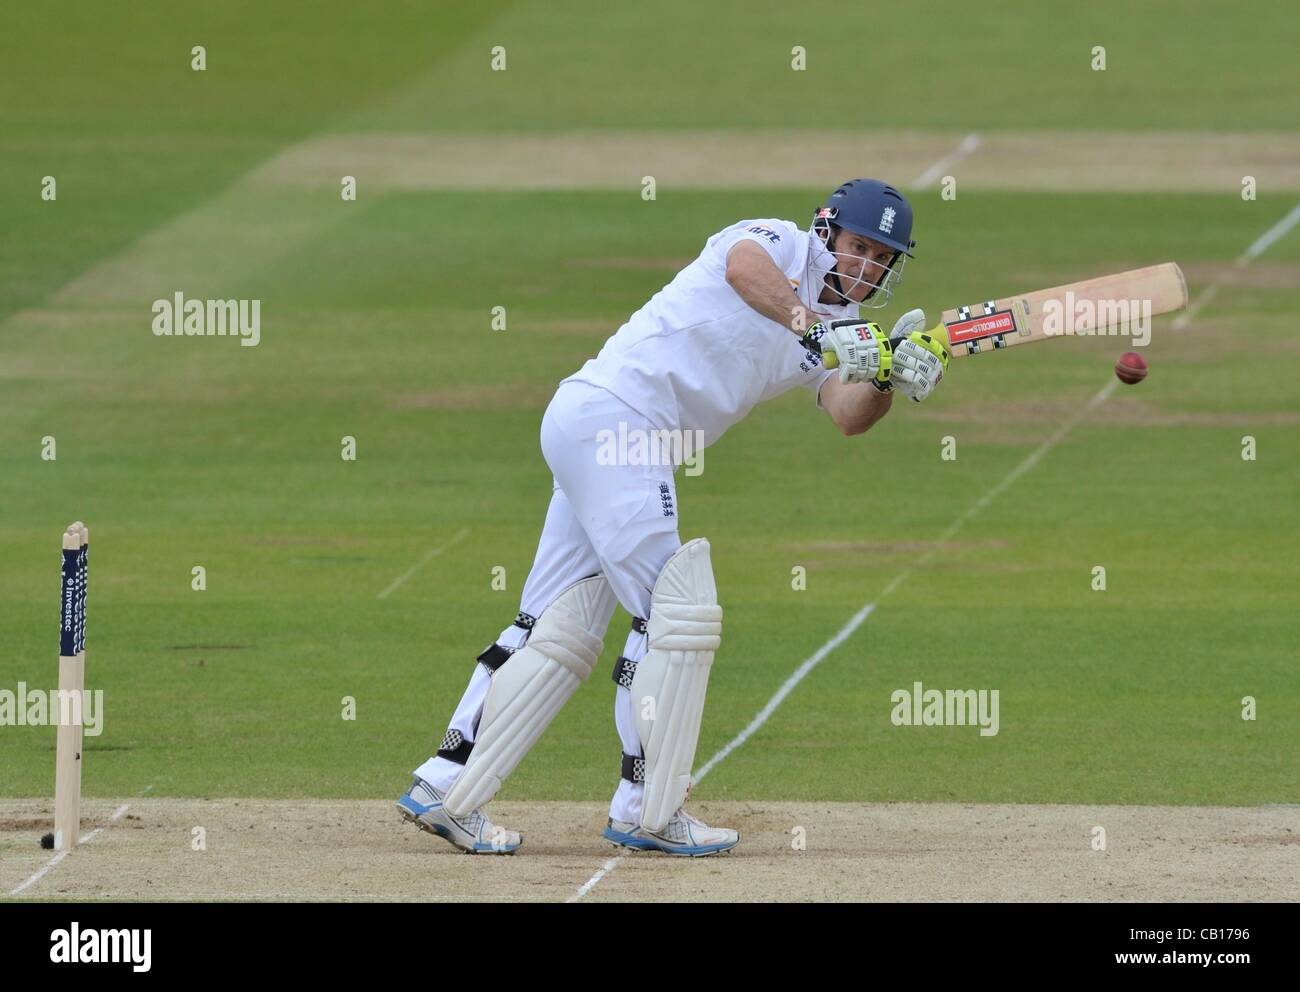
[3,800,1296,903]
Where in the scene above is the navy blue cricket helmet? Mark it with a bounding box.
[813,179,916,257]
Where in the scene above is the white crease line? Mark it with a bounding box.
[8,803,130,897]
[377,528,470,599]
[566,856,623,903]
[936,379,1119,542]
[569,379,1113,901]
[1174,200,1300,329]
[9,851,70,896]
[911,132,982,189]
[1244,201,1300,260]
[1173,283,1223,329]
[693,602,877,782]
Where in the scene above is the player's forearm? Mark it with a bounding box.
[822,377,893,436]
[724,242,808,335]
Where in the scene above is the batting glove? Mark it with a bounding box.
[889,328,950,403]
[803,319,893,389]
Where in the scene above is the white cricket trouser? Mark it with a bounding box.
[414,379,682,822]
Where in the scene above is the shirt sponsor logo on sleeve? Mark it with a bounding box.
[746,225,781,243]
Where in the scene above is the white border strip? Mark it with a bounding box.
[911,132,982,190]
[9,803,129,897]
[693,602,877,782]
[1174,201,1300,329]
[377,528,470,599]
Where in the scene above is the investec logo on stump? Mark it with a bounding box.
[152,292,261,347]
[50,922,151,972]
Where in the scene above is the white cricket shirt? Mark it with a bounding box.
[560,218,858,447]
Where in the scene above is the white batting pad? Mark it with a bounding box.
[631,538,723,832]
[443,575,617,817]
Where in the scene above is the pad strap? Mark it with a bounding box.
[620,752,645,784]
[437,728,473,765]
[610,655,638,689]
[476,642,514,673]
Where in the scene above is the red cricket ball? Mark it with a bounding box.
[1115,351,1148,384]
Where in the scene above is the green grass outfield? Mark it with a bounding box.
[1,2,1296,808]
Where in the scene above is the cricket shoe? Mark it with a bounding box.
[603,808,739,857]
[396,778,522,854]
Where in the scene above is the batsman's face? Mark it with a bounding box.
[830,230,897,302]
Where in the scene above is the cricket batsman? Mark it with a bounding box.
[397,179,949,855]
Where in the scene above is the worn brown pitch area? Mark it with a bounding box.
[2,800,1295,902]
[245,131,1300,194]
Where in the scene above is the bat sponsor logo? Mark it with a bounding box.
[946,309,1016,344]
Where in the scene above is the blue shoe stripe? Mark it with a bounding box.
[603,823,738,856]
[602,825,657,850]
[472,839,522,853]
[397,793,436,816]
[398,788,521,853]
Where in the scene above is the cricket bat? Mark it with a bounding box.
[821,262,1187,364]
